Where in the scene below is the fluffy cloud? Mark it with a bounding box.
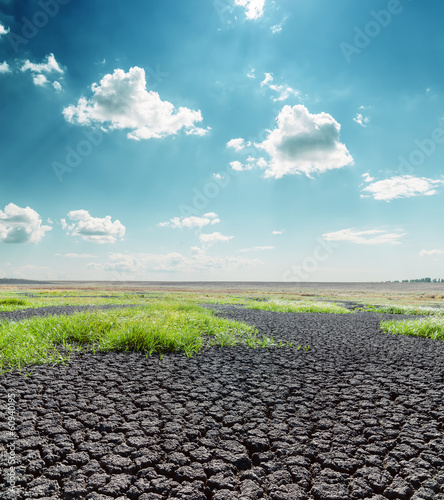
[419,249,444,257]
[260,73,299,102]
[20,53,64,90]
[234,0,266,20]
[199,232,233,244]
[159,212,220,229]
[0,61,10,73]
[257,105,354,178]
[90,250,261,274]
[361,175,444,201]
[272,230,283,235]
[63,66,208,140]
[226,138,246,151]
[0,23,9,37]
[322,228,405,245]
[0,203,51,244]
[62,210,125,244]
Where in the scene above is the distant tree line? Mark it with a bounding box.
[385,278,444,283]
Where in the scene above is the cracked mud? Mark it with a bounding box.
[1,306,444,499]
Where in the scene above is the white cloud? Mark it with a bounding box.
[238,245,274,252]
[419,249,444,257]
[361,172,374,183]
[230,160,250,172]
[322,228,405,245]
[271,24,282,34]
[199,232,234,244]
[361,175,444,201]
[0,203,52,244]
[0,61,10,73]
[0,23,10,37]
[260,73,299,102]
[32,74,49,87]
[256,105,354,178]
[226,138,246,151]
[63,66,208,140]
[63,253,97,258]
[159,213,220,229]
[353,113,370,127]
[62,210,125,244]
[247,69,256,79]
[21,53,63,75]
[234,0,266,20]
[91,250,262,274]
[20,53,64,90]
[272,230,283,235]
[53,81,62,92]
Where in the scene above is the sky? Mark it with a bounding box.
[1,0,444,282]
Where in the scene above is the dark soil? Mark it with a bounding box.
[1,306,444,499]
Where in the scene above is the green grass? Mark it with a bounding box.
[214,298,352,314]
[380,316,444,340]
[358,304,443,315]
[0,301,301,373]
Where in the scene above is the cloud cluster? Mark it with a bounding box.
[63,67,208,140]
[361,174,444,201]
[20,53,64,91]
[322,228,405,245]
[158,212,220,229]
[61,210,125,244]
[257,105,354,178]
[353,106,370,127]
[234,0,266,20]
[0,203,52,244]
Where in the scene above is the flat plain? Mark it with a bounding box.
[1,282,443,499]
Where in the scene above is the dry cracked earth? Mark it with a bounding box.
[1,304,444,499]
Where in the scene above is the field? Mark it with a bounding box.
[1,281,443,374]
[2,282,444,499]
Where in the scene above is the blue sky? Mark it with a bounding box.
[1,0,444,282]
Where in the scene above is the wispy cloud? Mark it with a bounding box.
[419,249,444,257]
[361,175,444,201]
[238,245,274,252]
[199,232,234,244]
[322,228,405,245]
[158,213,220,229]
[260,72,299,101]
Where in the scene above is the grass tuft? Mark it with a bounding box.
[380,316,444,340]
[0,301,287,373]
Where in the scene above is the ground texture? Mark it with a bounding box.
[1,306,444,499]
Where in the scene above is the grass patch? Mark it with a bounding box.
[380,316,444,340]
[358,304,443,315]
[0,301,298,373]
[0,297,26,306]
[214,298,352,314]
